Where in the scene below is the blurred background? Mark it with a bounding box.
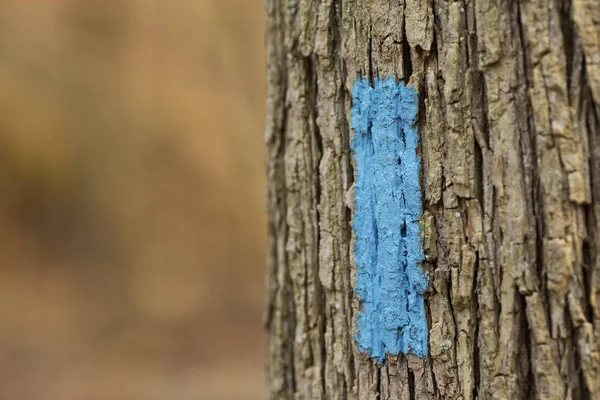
[0,0,267,399]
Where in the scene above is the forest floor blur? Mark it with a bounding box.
[0,1,267,398]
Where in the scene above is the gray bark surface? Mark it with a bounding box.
[264,0,600,398]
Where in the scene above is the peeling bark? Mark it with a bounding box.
[265,0,600,398]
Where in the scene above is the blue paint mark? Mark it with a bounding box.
[351,76,428,360]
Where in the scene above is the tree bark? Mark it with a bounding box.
[264,0,600,398]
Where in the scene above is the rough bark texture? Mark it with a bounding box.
[264,0,600,398]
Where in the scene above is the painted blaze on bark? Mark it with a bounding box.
[351,77,427,360]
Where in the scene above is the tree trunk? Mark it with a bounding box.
[264,0,600,398]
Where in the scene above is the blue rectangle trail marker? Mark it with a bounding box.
[351,76,428,361]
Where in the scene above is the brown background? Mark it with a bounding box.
[0,0,267,398]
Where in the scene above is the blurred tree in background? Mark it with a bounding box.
[0,1,267,399]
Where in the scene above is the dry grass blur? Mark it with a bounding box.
[0,0,267,398]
